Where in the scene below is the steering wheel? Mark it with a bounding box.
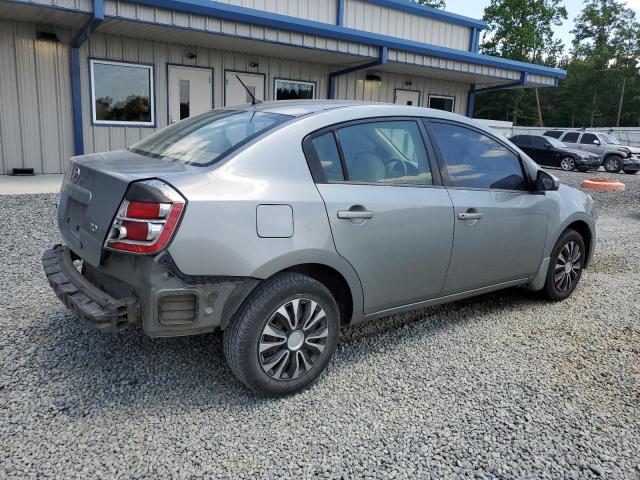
[386,158,408,178]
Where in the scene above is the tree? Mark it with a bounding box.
[474,0,568,125]
[571,0,640,126]
[413,0,446,9]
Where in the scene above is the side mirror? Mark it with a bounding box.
[593,140,601,145]
[545,144,551,150]
[536,170,560,191]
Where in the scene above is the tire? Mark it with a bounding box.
[560,157,576,171]
[604,155,623,173]
[542,229,585,301]
[223,272,340,396]
[623,170,638,175]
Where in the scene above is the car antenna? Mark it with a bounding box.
[235,74,261,105]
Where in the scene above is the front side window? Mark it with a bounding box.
[275,79,315,100]
[335,121,433,186]
[530,136,547,148]
[90,60,154,126]
[562,132,580,143]
[429,95,455,113]
[430,122,527,191]
[580,133,599,145]
[130,110,290,165]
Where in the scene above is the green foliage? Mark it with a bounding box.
[474,0,640,127]
[412,0,446,9]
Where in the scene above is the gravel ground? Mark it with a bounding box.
[1,170,639,478]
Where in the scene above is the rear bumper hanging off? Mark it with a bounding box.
[42,245,138,333]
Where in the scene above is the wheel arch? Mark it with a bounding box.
[221,251,364,329]
[564,220,594,267]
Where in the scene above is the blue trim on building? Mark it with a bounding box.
[336,0,345,26]
[466,86,475,117]
[129,0,566,79]
[328,46,388,99]
[468,27,480,53]
[363,0,486,29]
[70,0,104,156]
[467,73,531,117]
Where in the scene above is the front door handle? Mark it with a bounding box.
[457,212,483,220]
[338,210,374,220]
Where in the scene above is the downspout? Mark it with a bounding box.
[336,0,345,26]
[328,46,388,99]
[466,72,528,118]
[70,0,104,156]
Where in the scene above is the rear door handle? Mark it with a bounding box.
[337,210,374,220]
[457,212,483,220]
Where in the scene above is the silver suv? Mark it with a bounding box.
[43,102,597,395]
[544,129,640,174]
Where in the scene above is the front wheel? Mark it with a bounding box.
[542,229,585,301]
[604,156,623,173]
[623,169,638,175]
[560,157,576,171]
[224,272,340,396]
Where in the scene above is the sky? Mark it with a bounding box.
[445,0,640,48]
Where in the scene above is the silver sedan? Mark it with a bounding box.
[43,101,596,395]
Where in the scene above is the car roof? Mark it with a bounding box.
[221,100,466,122]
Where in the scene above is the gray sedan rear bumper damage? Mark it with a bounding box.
[42,245,138,333]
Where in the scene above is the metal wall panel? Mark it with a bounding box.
[104,0,378,58]
[0,20,73,174]
[80,33,336,154]
[10,0,92,12]
[388,49,521,82]
[344,0,471,51]
[334,69,469,115]
[213,0,338,24]
[527,74,556,87]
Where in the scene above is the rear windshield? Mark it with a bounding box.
[130,110,291,165]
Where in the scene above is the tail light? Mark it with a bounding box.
[105,179,186,254]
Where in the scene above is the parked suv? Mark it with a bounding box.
[43,102,597,395]
[544,129,640,173]
[510,134,601,171]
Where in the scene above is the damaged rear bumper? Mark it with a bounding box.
[42,245,138,333]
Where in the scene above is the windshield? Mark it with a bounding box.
[601,134,620,145]
[545,136,568,149]
[130,110,291,165]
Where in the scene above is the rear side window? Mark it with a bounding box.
[336,121,433,186]
[544,130,563,139]
[431,122,527,191]
[310,132,344,181]
[580,133,599,145]
[562,132,580,143]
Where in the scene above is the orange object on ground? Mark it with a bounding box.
[581,178,625,192]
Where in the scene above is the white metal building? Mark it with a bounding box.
[0,0,566,174]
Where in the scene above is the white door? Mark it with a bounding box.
[168,66,212,124]
[225,71,265,106]
[395,89,420,106]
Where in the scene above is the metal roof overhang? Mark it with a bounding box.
[0,0,566,87]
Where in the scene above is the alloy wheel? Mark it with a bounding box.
[560,157,575,171]
[554,241,582,292]
[258,298,329,380]
[605,157,620,172]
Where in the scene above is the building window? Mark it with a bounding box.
[274,79,315,100]
[90,59,155,126]
[428,95,455,113]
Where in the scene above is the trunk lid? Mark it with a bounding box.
[58,150,195,266]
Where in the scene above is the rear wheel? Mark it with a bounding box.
[542,229,585,301]
[604,155,623,173]
[560,157,576,171]
[223,272,340,396]
[623,169,638,175]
